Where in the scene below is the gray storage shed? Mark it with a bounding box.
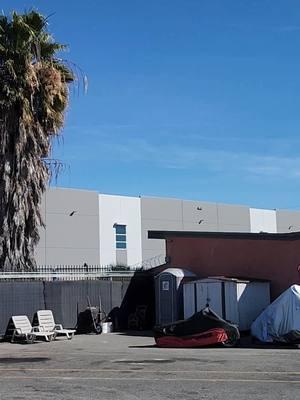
[183,276,270,331]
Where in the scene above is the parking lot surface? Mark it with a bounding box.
[0,333,299,400]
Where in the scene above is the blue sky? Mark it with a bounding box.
[3,1,300,209]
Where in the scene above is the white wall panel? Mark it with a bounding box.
[250,208,277,233]
[99,194,142,266]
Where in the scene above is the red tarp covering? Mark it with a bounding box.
[155,328,228,348]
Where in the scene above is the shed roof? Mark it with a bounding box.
[148,230,300,241]
[157,268,196,278]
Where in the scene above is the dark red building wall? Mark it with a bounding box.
[166,236,300,298]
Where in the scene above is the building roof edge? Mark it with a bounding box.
[148,230,300,241]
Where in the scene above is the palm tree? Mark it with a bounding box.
[0,11,74,271]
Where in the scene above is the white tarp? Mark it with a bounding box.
[251,284,300,342]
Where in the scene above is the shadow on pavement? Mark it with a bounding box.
[239,335,300,350]
[117,330,154,337]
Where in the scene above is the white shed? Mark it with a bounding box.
[183,276,270,331]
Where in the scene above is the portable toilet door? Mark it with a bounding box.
[156,272,177,325]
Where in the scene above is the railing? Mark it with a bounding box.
[0,265,137,281]
[0,255,166,281]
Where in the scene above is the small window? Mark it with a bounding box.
[115,225,126,235]
[116,242,126,249]
[116,234,126,242]
[115,224,127,250]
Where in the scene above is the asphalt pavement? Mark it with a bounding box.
[0,332,299,400]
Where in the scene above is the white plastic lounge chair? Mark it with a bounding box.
[37,310,76,340]
[11,315,55,343]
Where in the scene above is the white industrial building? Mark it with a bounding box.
[35,187,299,267]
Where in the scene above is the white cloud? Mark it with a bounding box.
[55,129,300,181]
[97,138,300,179]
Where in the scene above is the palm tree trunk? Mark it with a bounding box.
[0,110,48,271]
